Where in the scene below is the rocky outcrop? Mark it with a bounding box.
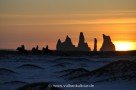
[93,38,97,51]
[100,34,115,51]
[56,32,90,52]
[77,32,90,51]
[56,35,76,51]
[56,39,62,51]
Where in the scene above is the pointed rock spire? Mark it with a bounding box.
[78,32,85,45]
[65,35,73,45]
[93,38,97,51]
[77,32,90,51]
[56,32,91,52]
[56,39,62,51]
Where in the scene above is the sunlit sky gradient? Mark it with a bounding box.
[0,0,136,51]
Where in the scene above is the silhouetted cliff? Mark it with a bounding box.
[100,34,115,51]
[56,35,76,51]
[93,38,97,51]
[56,32,90,52]
[77,32,90,51]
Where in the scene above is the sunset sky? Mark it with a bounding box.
[0,0,136,51]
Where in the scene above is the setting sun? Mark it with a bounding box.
[114,41,136,51]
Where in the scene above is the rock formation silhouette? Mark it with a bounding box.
[93,38,97,51]
[56,39,62,51]
[100,34,115,51]
[56,32,90,52]
[56,35,76,51]
[16,32,117,54]
[77,32,90,51]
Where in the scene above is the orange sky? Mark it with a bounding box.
[0,0,136,51]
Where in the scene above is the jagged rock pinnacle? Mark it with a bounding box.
[100,34,115,51]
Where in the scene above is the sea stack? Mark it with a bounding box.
[56,32,91,52]
[56,39,62,51]
[56,35,76,51]
[77,32,90,51]
[93,38,97,51]
[100,34,115,51]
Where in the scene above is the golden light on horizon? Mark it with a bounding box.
[0,0,136,50]
[114,41,136,51]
